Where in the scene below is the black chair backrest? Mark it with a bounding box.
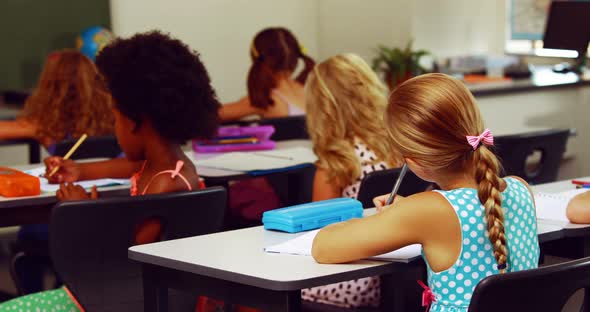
[356,168,432,208]
[494,129,570,184]
[258,115,309,141]
[49,187,227,312]
[52,135,122,159]
[468,256,590,312]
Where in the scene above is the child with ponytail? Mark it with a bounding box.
[219,27,315,121]
[311,73,540,311]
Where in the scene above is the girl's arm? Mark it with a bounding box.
[218,97,261,122]
[0,120,37,140]
[312,167,341,201]
[567,191,590,224]
[45,157,142,182]
[312,192,454,264]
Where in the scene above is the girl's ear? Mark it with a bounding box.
[404,157,418,167]
[404,157,430,182]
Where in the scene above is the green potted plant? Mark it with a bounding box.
[371,40,430,90]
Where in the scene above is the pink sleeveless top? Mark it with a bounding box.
[130,160,203,246]
[272,90,304,116]
[130,160,195,196]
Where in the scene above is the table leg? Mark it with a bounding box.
[267,291,301,312]
[381,261,426,312]
[28,141,40,164]
[143,265,168,312]
[286,166,314,206]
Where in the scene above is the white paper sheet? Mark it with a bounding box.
[264,229,421,263]
[534,189,590,222]
[25,167,129,193]
[195,147,317,172]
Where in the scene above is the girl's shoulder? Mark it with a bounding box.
[504,176,534,197]
[387,191,455,220]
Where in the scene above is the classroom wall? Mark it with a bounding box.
[316,0,506,64]
[109,0,319,103]
[411,0,506,58]
[109,0,508,100]
[316,0,414,63]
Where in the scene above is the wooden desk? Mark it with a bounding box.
[129,207,566,312]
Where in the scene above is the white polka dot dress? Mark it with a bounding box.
[427,177,540,312]
[301,141,389,308]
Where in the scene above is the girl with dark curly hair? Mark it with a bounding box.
[0,30,220,311]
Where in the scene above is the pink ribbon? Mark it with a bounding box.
[466,128,494,150]
[417,280,435,311]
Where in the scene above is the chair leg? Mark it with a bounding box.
[9,252,26,296]
[9,251,55,296]
[581,288,590,312]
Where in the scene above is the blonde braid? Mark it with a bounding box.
[473,146,508,273]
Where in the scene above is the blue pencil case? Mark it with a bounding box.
[262,198,363,233]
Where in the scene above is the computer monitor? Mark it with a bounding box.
[543,0,590,73]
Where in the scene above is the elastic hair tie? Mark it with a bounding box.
[250,41,260,59]
[497,263,507,270]
[300,44,307,56]
[466,128,494,150]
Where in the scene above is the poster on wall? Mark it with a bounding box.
[510,0,552,40]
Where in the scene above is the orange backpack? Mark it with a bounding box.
[0,167,41,197]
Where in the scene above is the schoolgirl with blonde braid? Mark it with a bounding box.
[311,73,540,311]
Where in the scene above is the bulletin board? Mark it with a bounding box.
[0,0,110,92]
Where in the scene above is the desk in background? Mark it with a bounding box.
[0,141,315,227]
[469,66,590,180]
[190,140,315,207]
[0,99,40,163]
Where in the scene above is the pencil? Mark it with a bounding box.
[385,163,409,206]
[47,134,88,178]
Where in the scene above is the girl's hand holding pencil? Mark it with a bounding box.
[373,194,405,213]
[44,157,81,183]
[44,133,87,184]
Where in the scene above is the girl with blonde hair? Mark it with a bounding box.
[312,73,540,311]
[302,53,401,307]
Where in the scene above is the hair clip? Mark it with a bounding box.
[466,128,494,150]
[300,44,307,56]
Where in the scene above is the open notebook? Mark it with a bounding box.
[25,167,129,193]
[264,229,421,263]
[194,147,317,173]
[534,189,589,222]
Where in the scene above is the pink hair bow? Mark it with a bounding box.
[466,128,494,150]
[417,280,435,311]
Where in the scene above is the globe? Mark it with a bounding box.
[76,26,114,61]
